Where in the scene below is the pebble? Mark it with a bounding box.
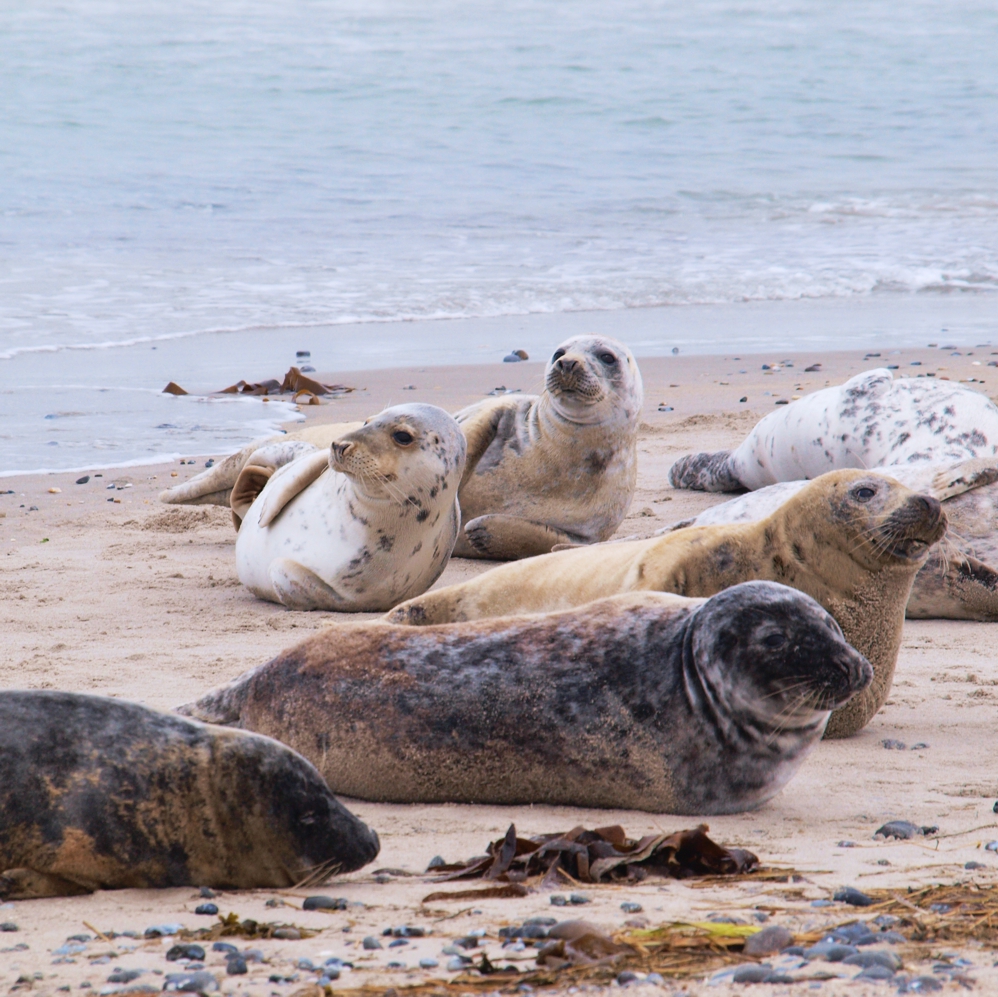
[272,928,300,940]
[76,476,90,485]
[0,923,18,932]
[166,944,205,962]
[211,943,238,955]
[881,739,906,749]
[569,893,591,905]
[672,347,679,354]
[810,899,834,908]
[846,951,902,972]
[829,923,878,946]
[447,957,470,971]
[106,970,143,984]
[837,840,857,848]
[194,903,218,916]
[731,964,772,983]
[199,887,216,898]
[302,895,348,911]
[657,404,674,412]
[419,958,439,968]
[805,942,858,962]
[743,925,793,957]
[897,976,943,992]
[911,742,929,750]
[388,939,408,948]
[163,971,217,993]
[426,855,446,869]
[834,887,875,907]
[985,841,998,852]
[616,971,639,985]
[362,936,383,950]
[874,820,938,840]
[855,964,895,980]
[204,459,214,468]
[144,924,184,938]
[739,396,748,402]
[620,902,643,914]
[965,861,987,869]
[503,354,524,363]
[390,925,426,937]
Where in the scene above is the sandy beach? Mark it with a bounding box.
[4,343,998,996]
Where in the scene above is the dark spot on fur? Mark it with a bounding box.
[792,543,805,563]
[378,535,395,552]
[416,509,430,523]
[585,450,610,475]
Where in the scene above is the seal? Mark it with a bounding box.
[235,404,466,611]
[179,583,872,815]
[668,368,998,492]
[0,690,379,900]
[388,470,946,737]
[451,334,643,559]
[664,460,998,621]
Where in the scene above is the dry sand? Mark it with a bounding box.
[3,344,998,996]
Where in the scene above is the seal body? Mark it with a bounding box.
[389,470,946,738]
[0,691,379,900]
[235,404,466,611]
[669,369,998,492]
[453,335,643,559]
[180,584,872,815]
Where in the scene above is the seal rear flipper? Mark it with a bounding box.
[159,442,265,506]
[257,451,331,527]
[668,451,743,492]
[461,514,584,560]
[269,558,351,611]
[0,868,92,900]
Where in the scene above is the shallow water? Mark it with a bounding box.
[2,0,996,470]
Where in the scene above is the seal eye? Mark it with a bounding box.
[598,352,617,365]
[762,633,786,649]
[552,348,566,362]
[853,486,876,501]
[392,430,415,446]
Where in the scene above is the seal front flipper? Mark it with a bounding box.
[257,450,331,527]
[270,558,351,611]
[906,548,998,621]
[929,458,998,502]
[460,514,584,560]
[158,442,265,508]
[668,451,743,492]
[230,440,323,526]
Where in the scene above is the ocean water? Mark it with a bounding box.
[1,0,996,472]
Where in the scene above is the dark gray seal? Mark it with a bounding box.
[0,691,379,899]
[180,582,872,815]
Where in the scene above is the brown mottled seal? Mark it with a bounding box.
[452,335,643,559]
[0,691,379,900]
[179,583,872,815]
[388,470,946,738]
[235,404,466,611]
[669,368,998,492]
[668,459,998,621]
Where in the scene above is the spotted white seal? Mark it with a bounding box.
[452,334,643,559]
[669,368,998,492]
[235,404,466,611]
[179,583,872,815]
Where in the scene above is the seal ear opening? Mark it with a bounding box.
[231,464,275,526]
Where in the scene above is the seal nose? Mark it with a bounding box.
[914,494,942,527]
[331,442,354,462]
[555,357,579,374]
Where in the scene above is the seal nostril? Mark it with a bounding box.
[557,358,579,373]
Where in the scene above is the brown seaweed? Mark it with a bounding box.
[427,823,758,889]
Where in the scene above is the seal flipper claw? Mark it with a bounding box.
[270,558,350,611]
[668,451,743,492]
[462,514,584,560]
[929,457,998,501]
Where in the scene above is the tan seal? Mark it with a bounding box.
[388,470,946,738]
[0,691,379,899]
[180,583,872,815]
[452,334,643,558]
[236,404,466,611]
[672,458,998,620]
